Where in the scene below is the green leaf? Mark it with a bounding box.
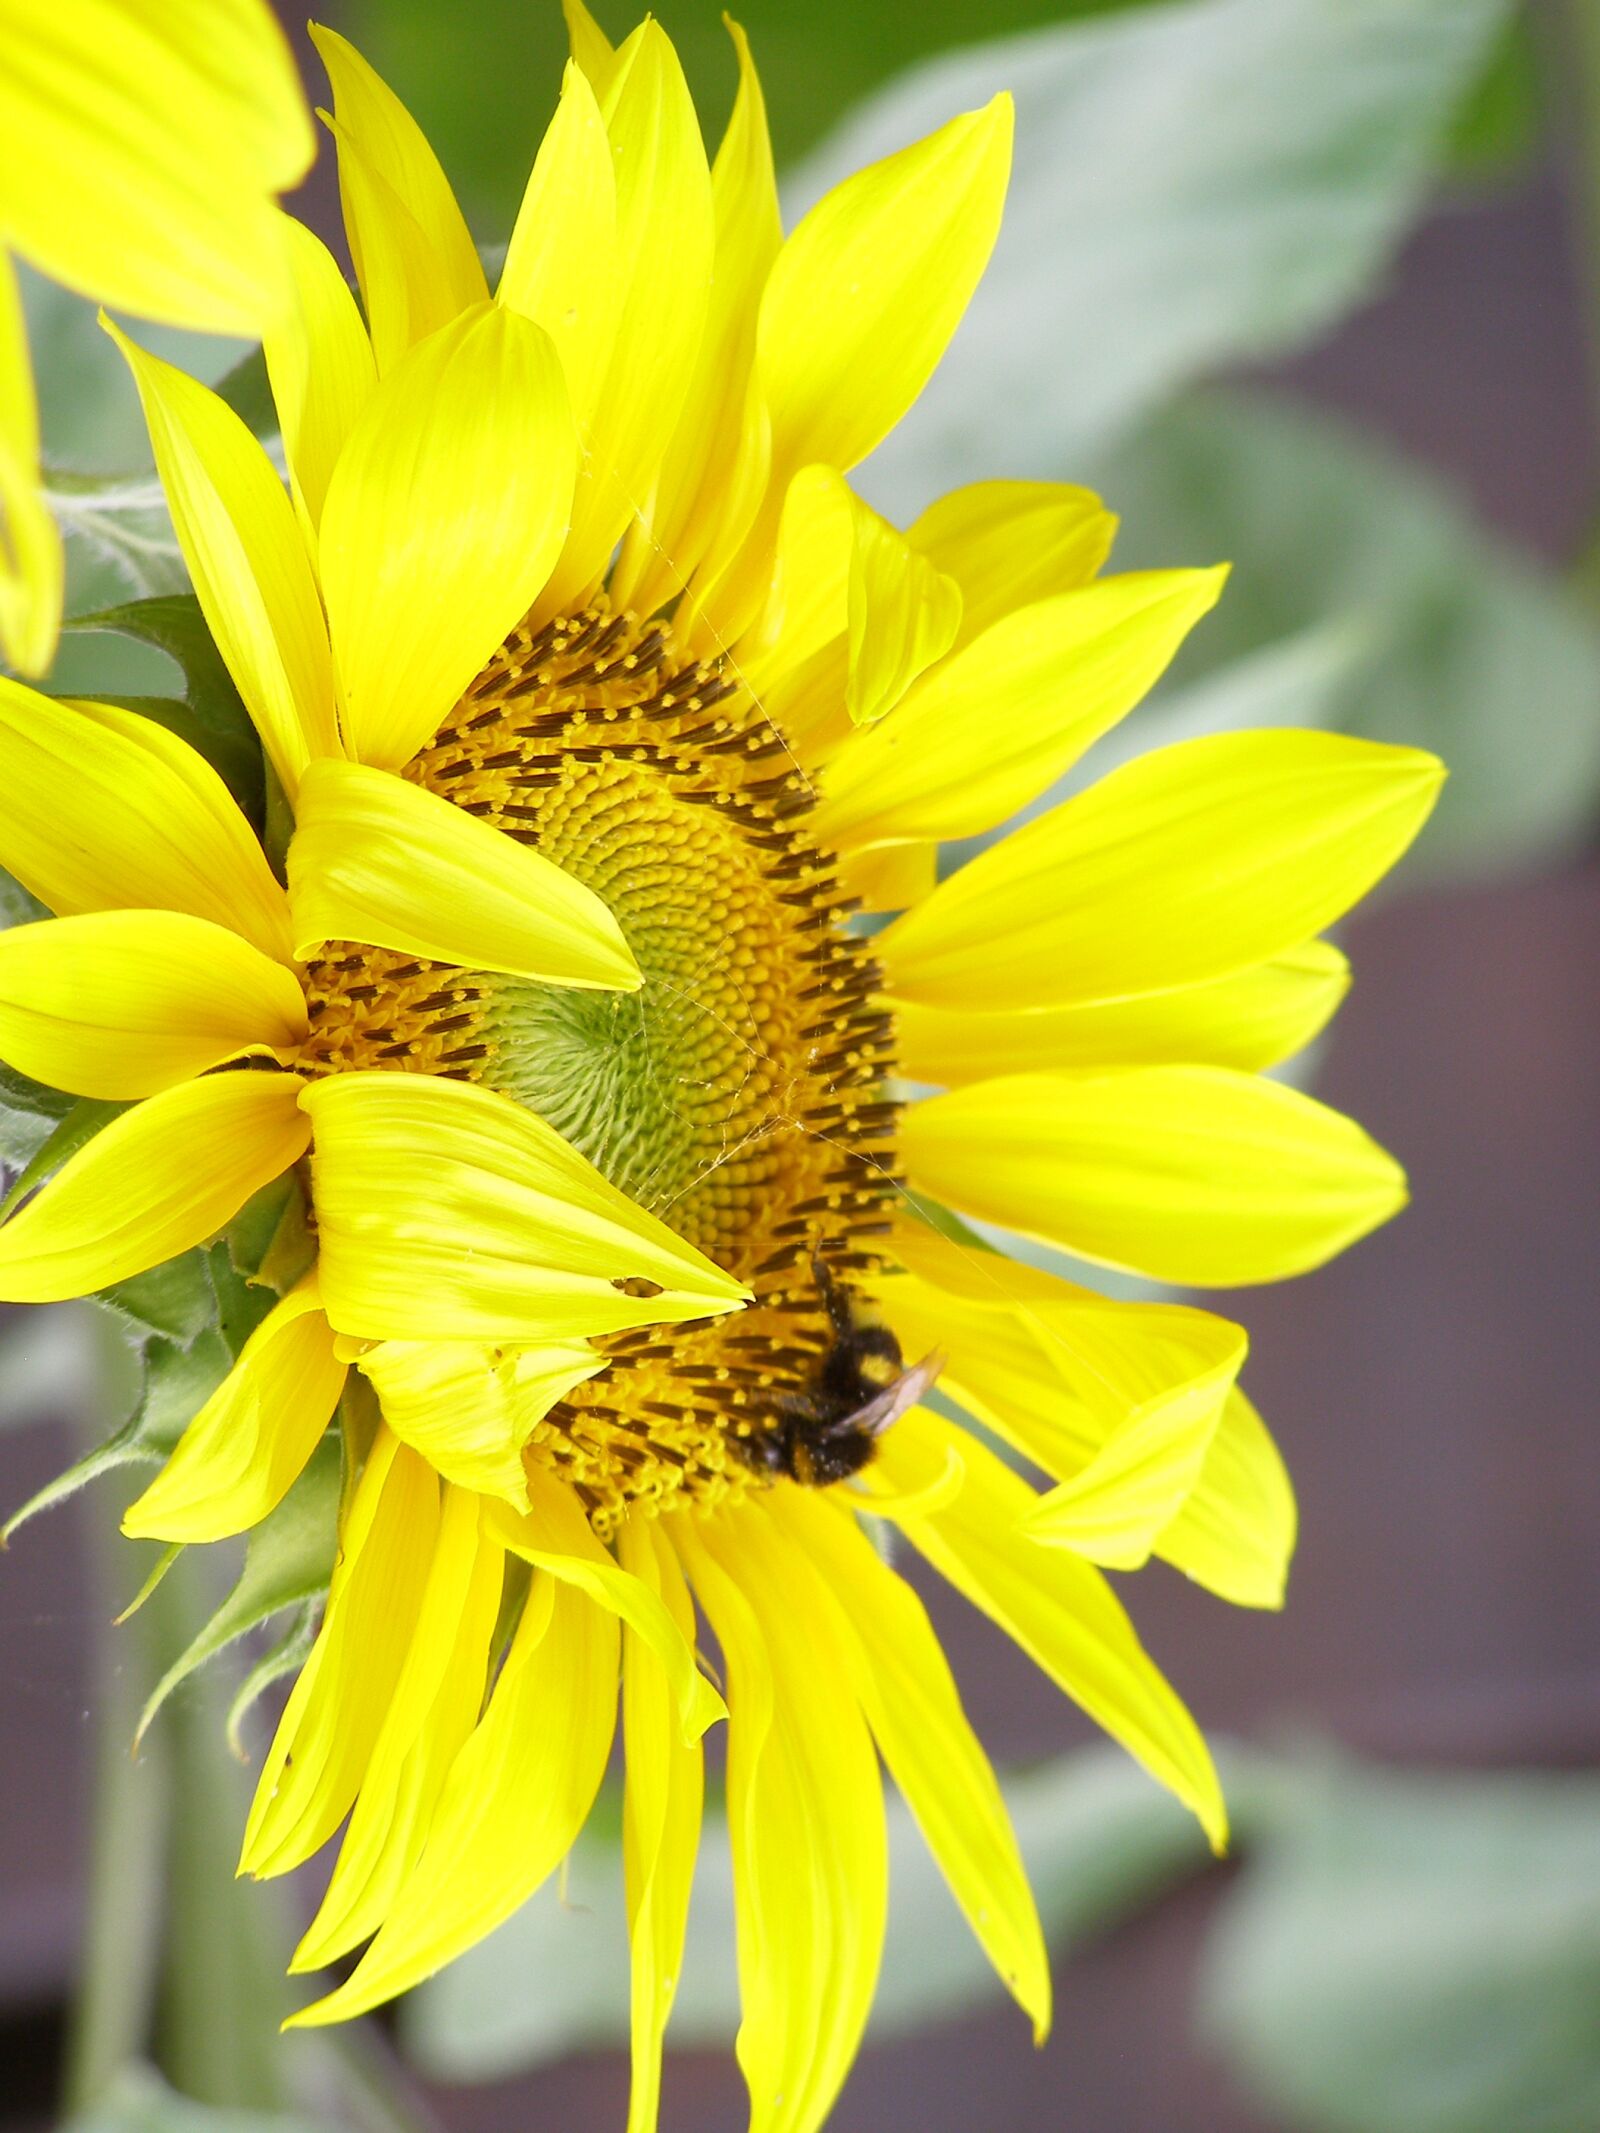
[0,1095,129,1217]
[0,1054,73,1168]
[135,1438,340,1746]
[820,0,1513,514]
[403,1745,1206,2081]
[343,0,1138,232]
[46,468,187,602]
[63,595,265,827]
[1445,15,1540,177]
[1201,1758,1600,2133]
[60,2064,336,2133]
[1090,392,1600,879]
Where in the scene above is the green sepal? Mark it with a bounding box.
[222,1174,304,1298]
[227,1601,320,1759]
[61,593,266,829]
[115,1541,184,1625]
[98,1253,219,1346]
[134,1436,341,1750]
[253,1177,315,1299]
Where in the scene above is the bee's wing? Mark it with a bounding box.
[835,1349,946,1439]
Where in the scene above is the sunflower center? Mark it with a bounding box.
[300,604,904,1532]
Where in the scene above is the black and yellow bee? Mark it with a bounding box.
[740,1257,944,1487]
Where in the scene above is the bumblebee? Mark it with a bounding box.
[739,1258,944,1487]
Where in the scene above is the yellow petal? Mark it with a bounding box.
[498,61,618,429]
[678,1508,887,2133]
[0,248,62,677]
[562,0,619,95]
[289,1568,618,2024]
[309,24,486,369]
[242,1427,440,1878]
[293,1487,504,1969]
[900,1065,1408,1287]
[0,1070,307,1302]
[876,1226,1245,1569]
[287,758,639,989]
[1020,1353,1243,1571]
[358,1338,602,1508]
[318,303,577,771]
[0,0,311,332]
[1155,1386,1297,1610]
[0,686,291,963]
[305,1071,750,1343]
[838,838,937,915]
[0,908,306,1100]
[313,118,439,377]
[106,319,338,797]
[495,1470,724,1742]
[776,1486,1050,2042]
[758,96,1012,484]
[698,93,1012,650]
[878,1406,1226,1851]
[613,18,780,618]
[537,21,714,617]
[744,466,961,729]
[882,730,1445,1010]
[892,941,1352,1083]
[815,569,1226,849]
[907,479,1117,649]
[617,1516,704,2133]
[263,216,377,543]
[122,1276,344,1543]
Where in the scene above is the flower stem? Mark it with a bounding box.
[59,1480,165,2112]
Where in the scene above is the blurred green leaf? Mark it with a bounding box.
[1201,1758,1600,2133]
[1445,15,1541,176]
[344,0,1145,230]
[1089,392,1600,878]
[833,0,1510,517]
[45,470,185,604]
[403,1744,1206,2081]
[15,262,242,695]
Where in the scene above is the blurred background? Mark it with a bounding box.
[4,1,1599,2128]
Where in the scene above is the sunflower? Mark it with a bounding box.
[0,9,1443,2129]
[0,0,314,677]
